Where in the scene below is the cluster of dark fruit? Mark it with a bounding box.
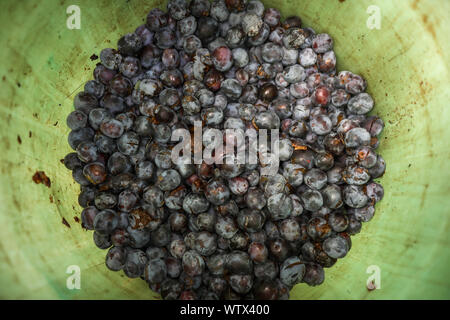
[63,0,385,300]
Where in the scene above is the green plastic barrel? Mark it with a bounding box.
[0,0,448,299]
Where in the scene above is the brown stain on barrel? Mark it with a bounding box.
[421,14,437,43]
[421,14,444,58]
[62,218,71,228]
[420,184,429,209]
[12,195,21,210]
[417,81,434,157]
[32,171,51,188]
[410,1,443,57]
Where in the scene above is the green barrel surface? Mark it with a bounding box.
[0,0,449,299]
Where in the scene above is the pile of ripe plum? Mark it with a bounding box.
[64,0,385,300]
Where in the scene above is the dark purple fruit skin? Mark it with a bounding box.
[105,246,127,271]
[259,83,278,102]
[248,242,268,263]
[65,1,385,301]
[268,238,290,262]
[302,263,325,286]
[81,206,99,230]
